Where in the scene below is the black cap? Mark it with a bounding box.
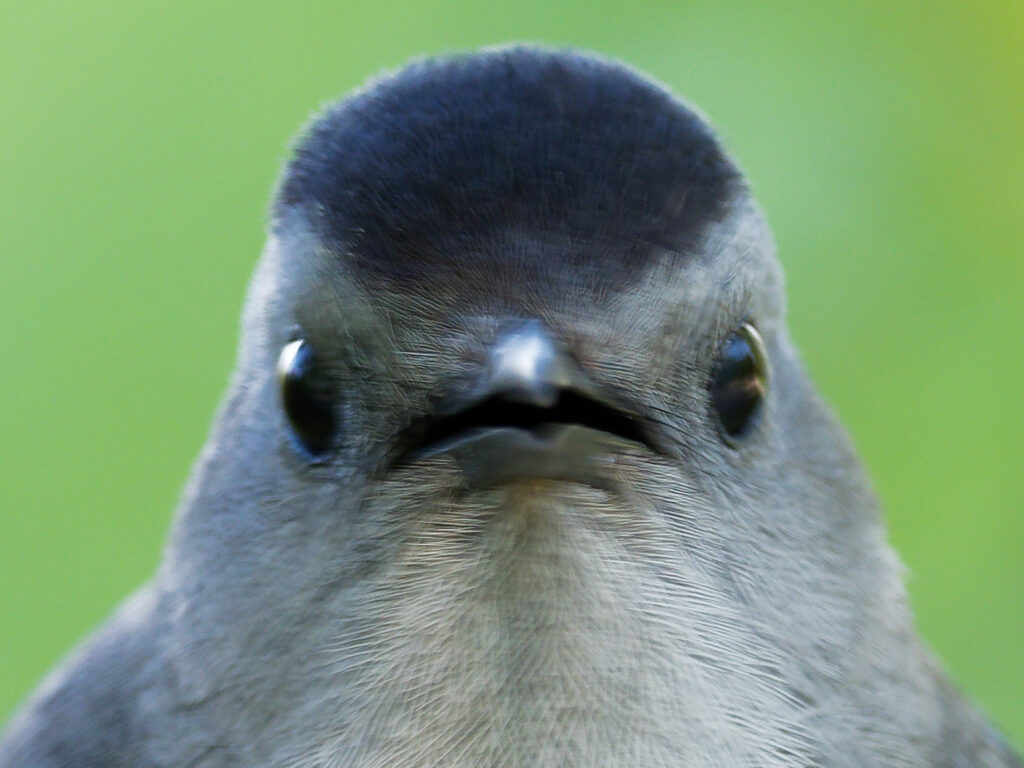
[275,46,742,284]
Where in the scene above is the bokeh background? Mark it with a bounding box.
[1,0,1021,747]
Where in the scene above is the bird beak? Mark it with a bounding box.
[478,319,599,408]
[401,320,651,487]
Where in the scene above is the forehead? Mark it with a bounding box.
[269,200,775,364]
[274,47,743,288]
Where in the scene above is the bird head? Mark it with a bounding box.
[160,47,937,765]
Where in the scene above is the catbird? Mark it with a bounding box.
[1,46,1019,768]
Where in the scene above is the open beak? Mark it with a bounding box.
[401,320,653,486]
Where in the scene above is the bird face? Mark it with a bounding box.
[267,197,779,483]
[162,48,920,765]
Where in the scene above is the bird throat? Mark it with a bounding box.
[323,486,670,765]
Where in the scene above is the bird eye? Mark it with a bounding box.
[711,322,769,442]
[277,339,338,459]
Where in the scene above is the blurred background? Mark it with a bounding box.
[1,0,1020,747]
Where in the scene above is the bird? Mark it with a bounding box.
[0,45,1019,768]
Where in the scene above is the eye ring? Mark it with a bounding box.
[710,321,769,444]
[277,339,339,461]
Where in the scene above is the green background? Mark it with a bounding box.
[1,0,1021,748]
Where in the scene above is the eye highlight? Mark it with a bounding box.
[711,322,769,442]
[277,339,339,460]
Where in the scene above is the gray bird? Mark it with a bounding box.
[1,46,1019,768]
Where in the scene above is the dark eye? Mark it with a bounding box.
[711,322,769,442]
[277,339,338,459]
